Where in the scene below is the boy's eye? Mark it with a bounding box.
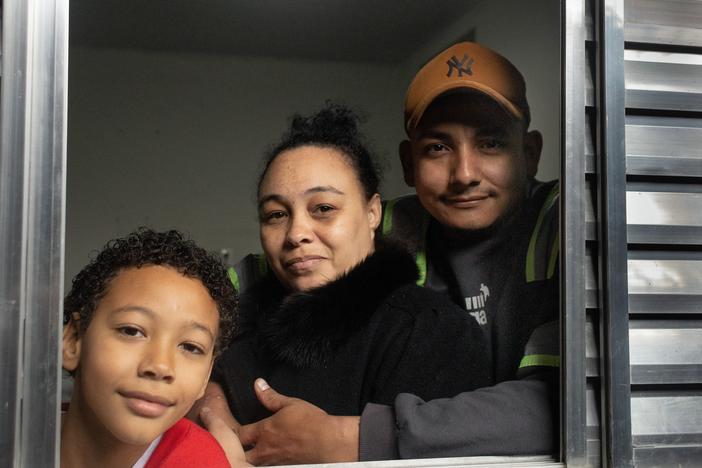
[117,326,145,338]
[180,342,205,355]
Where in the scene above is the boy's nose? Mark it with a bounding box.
[138,342,175,382]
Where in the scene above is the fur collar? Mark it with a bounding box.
[249,246,419,368]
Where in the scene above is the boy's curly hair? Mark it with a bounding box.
[64,228,237,354]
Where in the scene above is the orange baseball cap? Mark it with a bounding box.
[404,41,530,133]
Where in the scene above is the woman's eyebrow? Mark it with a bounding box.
[304,186,344,196]
[258,193,287,209]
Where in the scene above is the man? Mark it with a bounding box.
[204,41,559,464]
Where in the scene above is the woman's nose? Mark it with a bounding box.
[138,342,175,382]
[285,214,314,246]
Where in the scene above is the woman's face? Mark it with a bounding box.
[258,145,381,292]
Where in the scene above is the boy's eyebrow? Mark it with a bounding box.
[111,305,215,341]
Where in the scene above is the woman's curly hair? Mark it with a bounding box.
[64,228,238,354]
[258,102,382,200]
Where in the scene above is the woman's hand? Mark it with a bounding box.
[239,379,360,466]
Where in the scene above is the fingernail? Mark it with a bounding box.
[255,378,270,391]
[201,407,211,415]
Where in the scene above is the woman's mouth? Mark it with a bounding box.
[285,256,325,272]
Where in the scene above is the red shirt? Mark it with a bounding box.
[145,418,229,468]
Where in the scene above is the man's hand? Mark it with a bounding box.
[239,379,360,466]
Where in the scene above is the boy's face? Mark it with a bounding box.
[63,265,220,446]
[400,92,541,234]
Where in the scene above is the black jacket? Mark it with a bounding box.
[212,247,491,424]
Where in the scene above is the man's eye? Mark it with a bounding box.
[480,139,504,150]
[117,326,144,338]
[180,342,205,355]
[425,143,448,153]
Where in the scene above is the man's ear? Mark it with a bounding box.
[62,315,82,373]
[523,130,543,179]
[399,140,416,187]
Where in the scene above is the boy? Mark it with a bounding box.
[61,228,239,467]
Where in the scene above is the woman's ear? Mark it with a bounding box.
[62,315,82,373]
[367,193,382,234]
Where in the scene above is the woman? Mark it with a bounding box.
[211,103,490,425]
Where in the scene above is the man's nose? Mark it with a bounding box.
[450,147,481,187]
[138,341,175,383]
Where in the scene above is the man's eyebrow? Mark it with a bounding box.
[415,129,452,140]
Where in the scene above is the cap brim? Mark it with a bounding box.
[406,81,523,134]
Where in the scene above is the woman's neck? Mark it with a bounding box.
[61,397,149,468]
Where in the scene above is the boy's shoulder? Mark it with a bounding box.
[145,418,229,468]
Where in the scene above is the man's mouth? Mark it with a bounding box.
[120,390,175,418]
[442,194,490,207]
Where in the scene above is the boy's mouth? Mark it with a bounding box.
[119,390,175,418]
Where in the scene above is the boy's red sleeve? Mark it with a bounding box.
[145,418,229,468]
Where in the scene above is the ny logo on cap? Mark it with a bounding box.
[446,54,474,77]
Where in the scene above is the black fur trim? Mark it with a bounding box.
[258,246,419,368]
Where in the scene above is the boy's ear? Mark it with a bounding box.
[62,315,82,373]
[399,140,416,187]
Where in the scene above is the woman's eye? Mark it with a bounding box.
[262,211,287,223]
[180,342,205,355]
[313,204,336,215]
[117,326,144,338]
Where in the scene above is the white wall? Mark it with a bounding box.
[66,0,560,285]
[67,48,408,283]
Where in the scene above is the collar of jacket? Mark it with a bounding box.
[251,245,419,368]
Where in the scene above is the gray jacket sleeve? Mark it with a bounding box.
[359,374,557,460]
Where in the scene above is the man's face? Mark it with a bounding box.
[401,92,541,234]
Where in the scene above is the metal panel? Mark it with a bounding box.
[625,116,702,178]
[596,0,634,465]
[586,116,702,178]
[0,0,68,466]
[627,191,702,244]
[562,1,589,465]
[624,0,702,48]
[625,50,702,112]
[629,325,702,384]
[630,395,702,441]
